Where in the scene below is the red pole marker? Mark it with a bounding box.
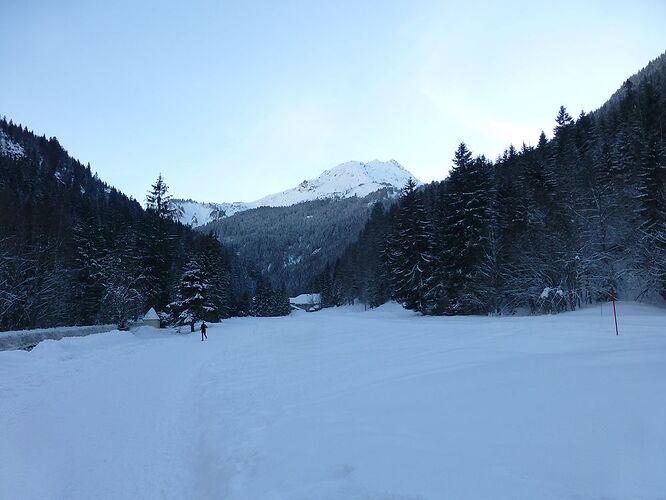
[610,287,619,336]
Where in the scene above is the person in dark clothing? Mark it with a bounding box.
[200,321,208,341]
[190,319,195,333]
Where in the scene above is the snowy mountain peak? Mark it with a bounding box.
[174,159,419,227]
[251,159,419,209]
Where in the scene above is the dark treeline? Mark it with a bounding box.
[0,121,259,332]
[315,53,666,315]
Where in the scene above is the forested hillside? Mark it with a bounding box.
[203,189,396,292]
[317,52,666,314]
[0,121,245,331]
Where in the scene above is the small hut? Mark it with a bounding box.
[143,307,161,328]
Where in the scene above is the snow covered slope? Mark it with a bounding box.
[0,129,25,158]
[172,199,245,227]
[2,302,665,499]
[251,159,418,209]
[175,159,418,227]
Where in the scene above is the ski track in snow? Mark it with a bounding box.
[1,302,665,499]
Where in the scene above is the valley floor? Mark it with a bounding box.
[1,302,665,499]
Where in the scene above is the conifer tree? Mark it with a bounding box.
[251,277,273,317]
[440,146,495,313]
[145,173,177,221]
[386,179,433,313]
[72,210,105,324]
[168,258,210,326]
[197,233,232,320]
[140,176,178,310]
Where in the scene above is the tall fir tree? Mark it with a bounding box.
[386,178,433,314]
[440,145,495,313]
[168,258,211,326]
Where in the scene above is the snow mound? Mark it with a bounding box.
[0,324,118,351]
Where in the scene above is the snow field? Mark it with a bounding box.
[1,302,665,499]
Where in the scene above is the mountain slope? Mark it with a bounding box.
[0,118,243,331]
[175,159,417,227]
[172,199,230,227]
[251,159,417,208]
[201,189,397,293]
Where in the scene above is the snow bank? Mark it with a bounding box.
[0,324,117,351]
[1,302,665,499]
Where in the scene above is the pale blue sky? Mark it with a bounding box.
[1,0,665,203]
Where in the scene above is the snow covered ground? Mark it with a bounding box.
[1,302,665,499]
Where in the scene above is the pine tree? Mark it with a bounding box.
[364,203,391,308]
[168,258,210,326]
[634,78,666,298]
[145,174,177,221]
[140,176,179,310]
[197,233,232,320]
[273,283,292,316]
[319,263,335,308]
[440,146,495,313]
[71,210,106,324]
[554,105,574,134]
[386,179,433,314]
[98,220,145,327]
[251,277,273,317]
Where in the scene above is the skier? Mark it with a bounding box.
[200,321,208,341]
[190,318,195,333]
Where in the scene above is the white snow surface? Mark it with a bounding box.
[289,293,321,305]
[1,302,665,499]
[172,199,235,228]
[174,160,418,226]
[0,129,25,158]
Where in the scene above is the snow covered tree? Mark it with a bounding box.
[196,233,232,320]
[386,179,434,314]
[439,147,495,313]
[140,178,180,310]
[250,277,291,317]
[250,277,273,317]
[306,54,666,316]
[272,283,292,316]
[168,258,211,326]
[0,118,247,332]
[98,226,144,328]
[71,210,106,324]
[319,263,335,308]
